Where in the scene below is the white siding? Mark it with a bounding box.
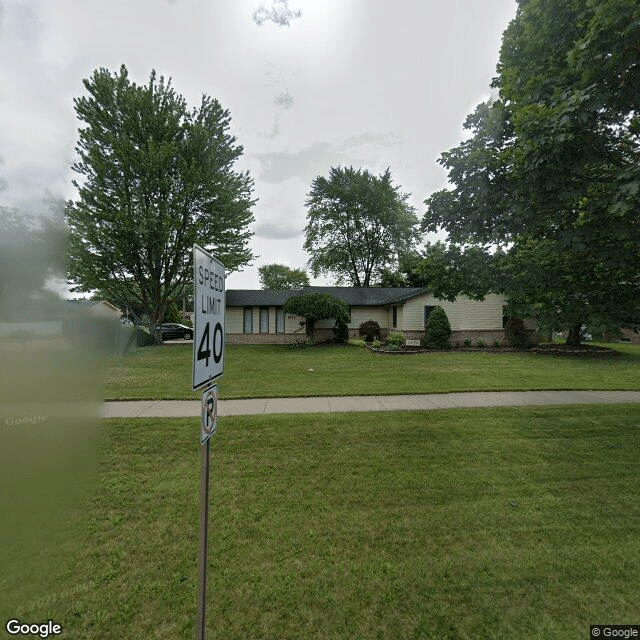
[349,306,389,329]
[226,308,243,333]
[402,293,506,331]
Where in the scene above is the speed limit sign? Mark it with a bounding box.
[200,385,218,444]
[193,244,225,390]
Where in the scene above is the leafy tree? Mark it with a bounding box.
[304,166,420,287]
[421,306,451,349]
[376,251,424,288]
[66,65,255,341]
[423,0,640,345]
[164,301,182,324]
[282,293,350,339]
[258,263,310,289]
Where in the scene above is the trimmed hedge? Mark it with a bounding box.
[421,306,452,348]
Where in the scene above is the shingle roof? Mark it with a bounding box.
[225,290,299,307]
[225,287,429,307]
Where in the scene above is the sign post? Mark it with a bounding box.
[193,245,225,640]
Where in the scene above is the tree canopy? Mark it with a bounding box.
[304,166,420,287]
[282,293,350,339]
[258,263,310,289]
[423,0,640,344]
[66,64,255,337]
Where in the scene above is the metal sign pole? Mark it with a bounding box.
[197,437,210,640]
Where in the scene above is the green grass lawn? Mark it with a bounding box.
[105,342,640,400]
[8,405,640,639]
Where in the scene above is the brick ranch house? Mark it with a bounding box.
[224,287,529,345]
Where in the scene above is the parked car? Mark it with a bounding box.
[160,323,193,341]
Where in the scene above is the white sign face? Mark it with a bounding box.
[193,245,225,390]
[200,384,218,443]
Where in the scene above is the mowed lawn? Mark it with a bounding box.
[105,342,640,400]
[14,405,640,639]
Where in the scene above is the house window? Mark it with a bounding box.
[392,306,398,328]
[260,307,269,333]
[243,307,253,333]
[424,305,435,328]
[276,307,285,333]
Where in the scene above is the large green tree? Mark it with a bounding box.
[304,166,419,287]
[423,0,640,344]
[66,65,255,339]
[258,263,310,289]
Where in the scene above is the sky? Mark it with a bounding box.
[0,0,518,292]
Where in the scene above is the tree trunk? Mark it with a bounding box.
[565,323,582,346]
[306,318,315,340]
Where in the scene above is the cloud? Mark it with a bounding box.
[253,219,303,240]
[269,90,294,138]
[252,0,302,27]
[255,132,405,182]
[273,90,293,110]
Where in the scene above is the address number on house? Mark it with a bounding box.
[193,245,225,390]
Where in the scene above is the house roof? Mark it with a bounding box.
[226,287,429,307]
[225,290,300,307]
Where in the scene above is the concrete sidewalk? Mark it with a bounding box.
[102,390,640,418]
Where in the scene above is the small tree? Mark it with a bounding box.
[421,306,451,349]
[164,301,181,324]
[258,264,310,289]
[283,293,350,339]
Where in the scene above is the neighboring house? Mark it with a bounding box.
[225,287,517,345]
[67,298,122,320]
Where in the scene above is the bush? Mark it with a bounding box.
[422,306,452,348]
[359,320,381,342]
[348,338,367,347]
[372,338,382,349]
[333,319,349,343]
[504,317,528,348]
[386,332,406,347]
[387,343,399,351]
[134,327,155,347]
[476,339,485,348]
[492,340,501,348]
[463,339,472,347]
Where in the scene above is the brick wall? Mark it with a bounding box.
[226,332,304,345]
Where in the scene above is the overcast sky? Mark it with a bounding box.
[0,0,517,291]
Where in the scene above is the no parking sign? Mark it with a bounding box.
[200,385,218,444]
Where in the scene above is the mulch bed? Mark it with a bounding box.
[368,343,620,357]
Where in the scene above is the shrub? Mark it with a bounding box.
[333,319,349,343]
[372,338,382,349]
[421,306,452,349]
[134,327,155,347]
[476,339,485,348]
[492,340,501,348]
[348,338,367,347]
[504,317,528,348]
[359,320,381,342]
[386,332,406,347]
[463,339,472,347]
[387,343,399,351]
